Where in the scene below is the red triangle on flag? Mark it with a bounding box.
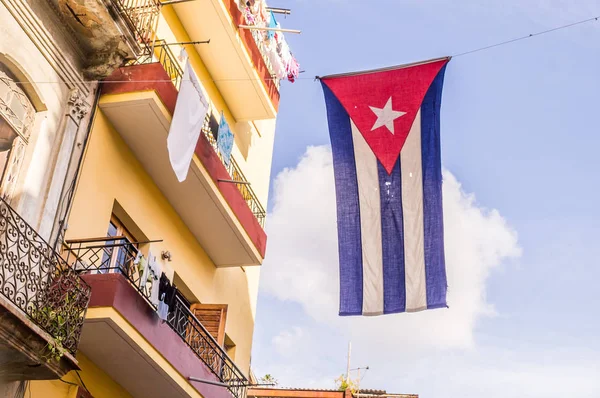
[322,58,448,174]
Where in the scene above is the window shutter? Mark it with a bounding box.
[189,304,228,347]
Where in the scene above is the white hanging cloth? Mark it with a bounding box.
[167,59,210,182]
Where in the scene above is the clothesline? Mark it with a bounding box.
[8,14,599,86]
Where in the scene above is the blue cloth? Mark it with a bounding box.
[267,10,277,39]
[217,111,234,166]
[321,83,363,315]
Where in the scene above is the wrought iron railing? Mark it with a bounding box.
[247,28,281,90]
[0,197,91,355]
[130,39,184,90]
[63,237,158,309]
[238,5,281,90]
[168,296,247,398]
[63,237,247,397]
[201,113,267,227]
[109,0,161,57]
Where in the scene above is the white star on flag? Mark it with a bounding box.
[369,97,406,135]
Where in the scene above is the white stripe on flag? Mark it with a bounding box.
[401,109,427,312]
[351,121,384,315]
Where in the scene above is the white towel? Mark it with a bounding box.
[167,59,209,182]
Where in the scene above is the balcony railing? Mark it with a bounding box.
[0,197,91,355]
[63,238,247,397]
[168,296,247,398]
[130,39,184,90]
[109,0,161,57]
[201,113,267,227]
[125,47,267,228]
[247,29,281,90]
[64,237,157,310]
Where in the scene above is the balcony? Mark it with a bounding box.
[168,0,280,120]
[51,0,161,79]
[0,197,90,381]
[200,114,266,228]
[99,61,267,266]
[64,238,246,398]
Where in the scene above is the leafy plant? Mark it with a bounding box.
[33,270,86,362]
[33,305,68,362]
[260,374,279,386]
[335,374,358,393]
[43,335,67,362]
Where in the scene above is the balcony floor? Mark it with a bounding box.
[79,273,233,398]
[0,296,79,381]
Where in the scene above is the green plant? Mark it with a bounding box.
[260,374,278,386]
[33,305,68,362]
[335,374,358,393]
[33,276,82,362]
[44,336,67,362]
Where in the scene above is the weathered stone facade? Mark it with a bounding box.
[0,0,138,389]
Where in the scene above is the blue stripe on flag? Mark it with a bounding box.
[378,159,406,314]
[321,82,364,316]
[421,65,448,309]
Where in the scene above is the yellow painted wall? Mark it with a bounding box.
[66,109,256,376]
[29,352,131,398]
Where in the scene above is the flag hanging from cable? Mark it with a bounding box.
[320,57,450,316]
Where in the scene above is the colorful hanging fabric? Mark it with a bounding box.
[217,111,235,166]
[267,10,277,39]
[286,56,300,83]
[266,43,287,79]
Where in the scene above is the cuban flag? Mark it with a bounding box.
[320,57,450,316]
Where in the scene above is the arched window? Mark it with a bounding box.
[0,63,36,201]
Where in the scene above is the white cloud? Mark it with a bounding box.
[261,145,521,350]
[272,327,305,357]
[254,145,600,397]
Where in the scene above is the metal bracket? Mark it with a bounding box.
[188,377,275,388]
[155,40,211,46]
[160,0,198,5]
[239,25,301,34]
[266,7,291,15]
[218,179,251,186]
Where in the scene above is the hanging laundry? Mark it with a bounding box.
[158,273,171,302]
[287,56,300,83]
[157,272,171,320]
[267,10,277,39]
[139,254,151,289]
[167,59,210,182]
[265,39,287,79]
[177,47,188,63]
[259,0,269,24]
[157,293,169,321]
[157,272,177,320]
[217,111,235,166]
[133,250,145,278]
[242,6,256,25]
[147,252,161,307]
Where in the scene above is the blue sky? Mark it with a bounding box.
[250,1,600,396]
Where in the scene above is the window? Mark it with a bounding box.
[100,215,138,275]
[0,63,35,201]
[224,334,236,360]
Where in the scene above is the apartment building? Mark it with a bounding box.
[0,0,294,397]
